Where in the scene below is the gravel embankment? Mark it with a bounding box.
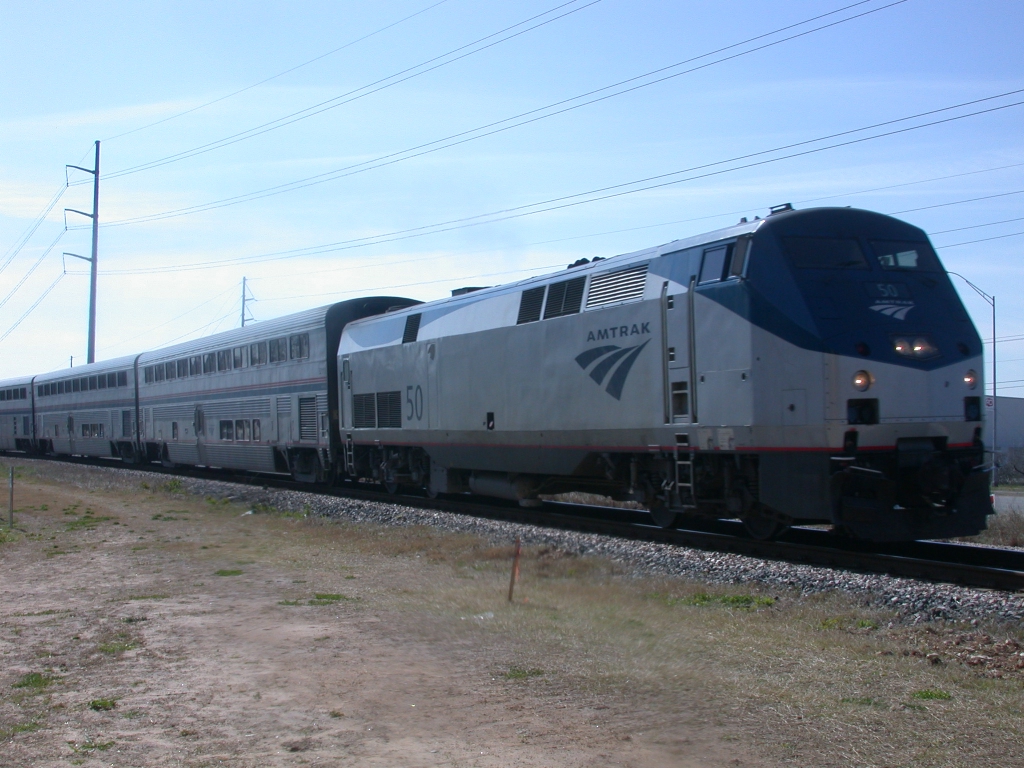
[7,457,1024,626]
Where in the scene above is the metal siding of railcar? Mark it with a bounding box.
[137,309,329,471]
[0,378,34,450]
[32,357,137,456]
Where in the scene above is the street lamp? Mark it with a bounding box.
[947,271,997,485]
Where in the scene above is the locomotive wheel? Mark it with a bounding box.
[742,507,787,540]
[648,504,678,529]
[383,478,400,494]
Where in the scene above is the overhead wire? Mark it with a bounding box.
[98,0,906,227]
[92,88,1024,275]
[91,0,604,182]
[0,182,68,274]
[101,0,452,142]
[0,272,66,344]
[0,229,67,312]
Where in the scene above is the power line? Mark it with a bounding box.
[0,183,68,274]
[935,230,1024,249]
[101,0,452,142]
[0,272,66,344]
[98,0,905,227]
[93,0,603,181]
[0,229,67,312]
[930,216,1024,235]
[889,189,1024,215]
[92,88,1024,275]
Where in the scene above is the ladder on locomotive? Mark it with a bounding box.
[344,433,356,476]
[674,434,696,508]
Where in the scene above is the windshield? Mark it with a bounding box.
[782,236,868,269]
[870,240,941,271]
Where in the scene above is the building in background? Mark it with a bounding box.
[987,396,1024,483]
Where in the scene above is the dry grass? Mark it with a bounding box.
[1,459,1023,767]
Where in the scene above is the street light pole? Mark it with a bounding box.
[948,271,997,485]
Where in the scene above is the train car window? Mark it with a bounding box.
[252,419,261,441]
[165,362,175,380]
[171,422,178,440]
[203,353,216,374]
[219,420,234,440]
[401,316,421,344]
[517,286,546,324]
[0,390,5,401]
[870,240,941,271]
[57,381,64,394]
[98,374,107,390]
[217,350,231,372]
[233,347,246,369]
[177,360,188,378]
[269,338,288,363]
[783,237,867,269]
[144,367,153,383]
[117,371,128,387]
[543,277,586,319]
[72,378,80,393]
[250,341,267,366]
[89,376,97,390]
[107,373,116,388]
[154,365,165,382]
[189,357,199,376]
[699,245,731,284]
[728,238,750,277]
[291,333,310,359]
[235,419,251,441]
[19,388,25,399]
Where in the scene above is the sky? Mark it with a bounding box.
[1,0,1022,395]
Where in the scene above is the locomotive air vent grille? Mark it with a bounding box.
[352,394,376,428]
[543,276,586,319]
[516,287,545,324]
[298,397,318,441]
[402,313,422,344]
[585,264,648,309]
[276,396,292,416]
[376,391,403,429]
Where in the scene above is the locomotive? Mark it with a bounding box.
[0,205,993,541]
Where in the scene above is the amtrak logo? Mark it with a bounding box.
[575,340,650,400]
[870,301,914,320]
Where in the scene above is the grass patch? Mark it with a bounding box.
[841,696,882,706]
[0,721,42,739]
[308,593,358,605]
[12,672,55,690]
[65,514,114,531]
[650,592,774,610]
[912,689,951,700]
[162,479,184,494]
[128,594,168,601]
[98,634,137,654]
[121,616,147,624]
[215,569,243,577]
[89,698,117,711]
[68,739,115,752]
[503,667,544,680]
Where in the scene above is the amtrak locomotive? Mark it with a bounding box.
[0,206,993,541]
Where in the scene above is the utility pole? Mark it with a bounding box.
[240,277,255,327]
[65,141,100,363]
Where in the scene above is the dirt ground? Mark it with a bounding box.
[1,462,1023,767]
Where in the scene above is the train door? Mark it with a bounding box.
[66,414,76,454]
[663,281,691,424]
[194,406,206,464]
[340,357,355,474]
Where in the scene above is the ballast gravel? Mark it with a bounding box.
[12,458,1024,627]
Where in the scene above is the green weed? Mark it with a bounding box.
[912,689,951,701]
[503,667,544,680]
[89,698,117,711]
[12,672,55,690]
[128,594,167,601]
[215,569,243,577]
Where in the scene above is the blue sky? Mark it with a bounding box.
[1,0,1022,394]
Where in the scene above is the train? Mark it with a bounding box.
[0,205,993,541]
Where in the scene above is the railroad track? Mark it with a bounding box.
[6,451,1024,593]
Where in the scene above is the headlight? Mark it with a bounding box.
[852,370,872,392]
[893,335,939,359]
[964,369,977,390]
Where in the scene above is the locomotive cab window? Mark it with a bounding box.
[783,237,868,269]
[870,240,941,271]
[699,245,731,284]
